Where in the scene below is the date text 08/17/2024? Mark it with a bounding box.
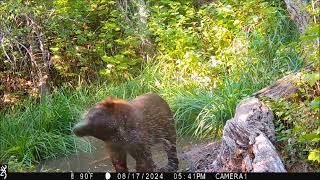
[117,172,207,180]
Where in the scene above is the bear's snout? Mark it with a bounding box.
[73,121,90,137]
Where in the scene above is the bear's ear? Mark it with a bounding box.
[100,96,115,110]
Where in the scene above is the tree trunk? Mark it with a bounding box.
[25,13,51,98]
[116,0,153,61]
[284,0,311,34]
[284,0,319,63]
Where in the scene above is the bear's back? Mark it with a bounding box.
[129,93,175,144]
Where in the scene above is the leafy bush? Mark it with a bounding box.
[49,0,143,82]
[146,0,302,137]
[0,0,143,100]
[263,72,319,170]
[0,0,317,172]
[262,2,320,170]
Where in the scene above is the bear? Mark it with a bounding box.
[72,93,179,172]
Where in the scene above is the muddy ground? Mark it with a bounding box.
[38,138,220,172]
[38,138,315,172]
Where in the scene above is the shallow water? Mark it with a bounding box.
[38,137,200,172]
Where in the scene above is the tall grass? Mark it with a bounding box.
[0,76,158,171]
[0,89,92,170]
[0,55,301,171]
[0,0,304,171]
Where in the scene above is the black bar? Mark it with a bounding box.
[3,172,320,180]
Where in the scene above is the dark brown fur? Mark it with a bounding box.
[73,93,178,172]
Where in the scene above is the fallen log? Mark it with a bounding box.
[208,97,286,172]
[206,70,311,172]
[186,0,317,173]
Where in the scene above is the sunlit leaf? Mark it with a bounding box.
[304,73,320,86]
[308,149,320,163]
[309,97,320,110]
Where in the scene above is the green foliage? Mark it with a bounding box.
[145,0,302,137]
[299,0,320,69]
[0,88,95,168]
[304,73,320,86]
[0,0,318,172]
[308,149,320,164]
[0,0,143,99]
[0,73,155,170]
[262,73,320,170]
[7,156,36,172]
[47,0,143,82]
[148,0,301,91]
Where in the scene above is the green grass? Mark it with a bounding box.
[0,38,303,172]
[0,75,158,171]
[0,58,301,171]
[0,0,305,171]
[0,88,93,170]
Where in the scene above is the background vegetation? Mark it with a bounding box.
[0,0,319,171]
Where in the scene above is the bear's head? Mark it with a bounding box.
[72,96,130,141]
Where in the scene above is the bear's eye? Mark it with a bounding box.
[91,114,102,122]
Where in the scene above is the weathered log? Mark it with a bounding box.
[206,68,314,172]
[189,0,317,173]
[252,134,286,172]
[208,97,286,172]
[252,71,302,100]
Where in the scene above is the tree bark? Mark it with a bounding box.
[208,97,286,172]
[25,13,50,98]
[284,0,311,34]
[284,0,319,63]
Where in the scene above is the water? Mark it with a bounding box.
[38,137,201,172]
